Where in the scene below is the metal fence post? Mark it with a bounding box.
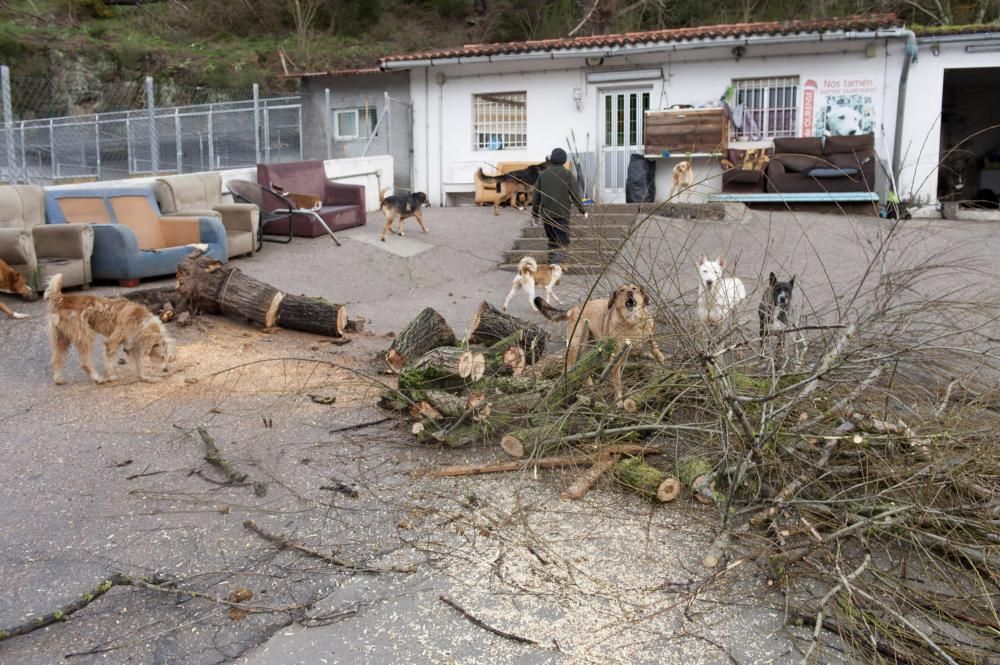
[207,103,215,169]
[94,115,101,181]
[146,76,158,175]
[174,107,182,174]
[324,88,332,159]
[2,65,17,183]
[49,117,56,181]
[253,83,261,164]
[19,120,26,182]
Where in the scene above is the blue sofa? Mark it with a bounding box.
[45,186,227,285]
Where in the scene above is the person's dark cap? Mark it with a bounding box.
[549,147,567,165]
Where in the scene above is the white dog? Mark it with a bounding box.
[503,256,563,312]
[825,106,863,136]
[696,254,746,326]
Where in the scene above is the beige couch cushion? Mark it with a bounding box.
[56,197,113,225]
[155,173,223,214]
[109,196,167,250]
[0,185,45,230]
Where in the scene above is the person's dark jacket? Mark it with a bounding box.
[532,167,585,221]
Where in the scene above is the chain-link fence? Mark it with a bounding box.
[0,66,304,185]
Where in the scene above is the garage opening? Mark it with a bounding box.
[938,67,1000,208]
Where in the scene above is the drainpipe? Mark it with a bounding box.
[891,30,918,187]
[436,72,445,206]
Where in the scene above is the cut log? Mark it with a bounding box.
[175,251,346,336]
[344,316,366,334]
[385,308,457,372]
[469,353,486,381]
[468,301,547,362]
[500,423,571,458]
[418,444,655,477]
[409,390,469,419]
[398,347,476,393]
[533,339,618,413]
[560,453,621,500]
[676,457,720,504]
[277,294,347,337]
[612,456,681,502]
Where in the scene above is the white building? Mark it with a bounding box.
[308,15,1000,208]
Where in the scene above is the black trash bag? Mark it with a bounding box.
[626,154,656,203]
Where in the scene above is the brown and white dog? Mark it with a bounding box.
[536,284,664,405]
[379,187,431,242]
[502,256,563,312]
[0,258,35,319]
[45,273,175,385]
[669,161,694,201]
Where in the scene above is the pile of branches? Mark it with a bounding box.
[379,301,699,503]
[381,215,1000,663]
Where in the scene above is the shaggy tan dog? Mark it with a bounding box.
[45,273,175,385]
[536,283,664,405]
[669,161,694,201]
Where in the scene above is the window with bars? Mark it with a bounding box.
[473,92,527,151]
[334,107,378,141]
[731,77,799,140]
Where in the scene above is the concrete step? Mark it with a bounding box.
[502,248,620,266]
[519,225,633,240]
[512,237,627,251]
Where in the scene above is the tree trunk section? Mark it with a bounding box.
[386,307,457,372]
[175,252,346,336]
[277,294,347,337]
[561,453,621,500]
[533,339,618,412]
[468,301,548,362]
[613,457,681,502]
[399,346,475,392]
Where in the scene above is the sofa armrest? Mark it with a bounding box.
[89,224,142,279]
[766,159,788,177]
[0,227,35,267]
[196,217,229,253]
[213,203,259,234]
[163,209,220,220]
[323,181,365,207]
[33,223,94,260]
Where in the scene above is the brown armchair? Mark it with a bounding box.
[720,148,771,193]
[256,161,365,237]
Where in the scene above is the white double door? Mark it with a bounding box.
[601,88,651,203]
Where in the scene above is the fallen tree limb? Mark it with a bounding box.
[242,520,414,574]
[468,301,548,361]
[439,595,540,646]
[417,444,657,478]
[196,426,248,484]
[560,452,621,500]
[612,456,681,502]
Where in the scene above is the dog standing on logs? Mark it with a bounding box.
[503,256,563,312]
[379,187,431,242]
[0,258,35,319]
[536,284,664,406]
[45,273,175,385]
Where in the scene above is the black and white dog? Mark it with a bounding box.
[758,272,795,347]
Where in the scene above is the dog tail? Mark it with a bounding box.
[379,186,390,205]
[44,273,64,308]
[517,256,537,276]
[534,297,568,321]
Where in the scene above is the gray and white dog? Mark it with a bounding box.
[758,272,795,347]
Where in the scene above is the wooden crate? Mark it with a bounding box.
[644,108,728,156]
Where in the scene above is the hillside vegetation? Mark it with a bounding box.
[0,0,997,115]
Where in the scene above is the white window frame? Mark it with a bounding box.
[730,77,800,141]
[333,107,378,141]
[473,91,527,151]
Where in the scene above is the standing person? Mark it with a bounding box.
[532,147,588,265]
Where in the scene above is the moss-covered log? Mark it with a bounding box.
[533,339,618,412]
[676,456,720,503]
[398,347,475,392]
[612,456,681,502]
[385,307,457,372]
[468,301,547,362]
[500,423,568,458]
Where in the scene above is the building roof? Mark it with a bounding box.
[912,22,1000,37]
[379,14,904,65]
[285,66,384,80]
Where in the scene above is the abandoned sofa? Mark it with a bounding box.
[45,186,227,286]
[256,160,365,237]
[154,172,259,258]
[720,148,772,194]
[766,134,877,194]
[0,184,94,290]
